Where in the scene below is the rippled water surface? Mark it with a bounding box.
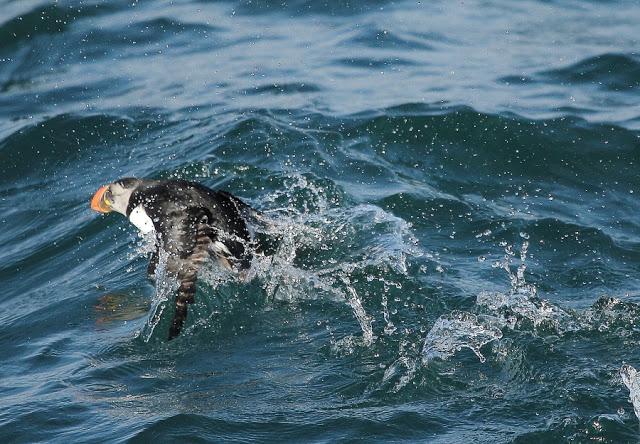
[1,0,640,442]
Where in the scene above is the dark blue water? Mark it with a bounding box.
[1,0,640,442]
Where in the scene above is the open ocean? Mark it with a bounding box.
[1,0,640,442]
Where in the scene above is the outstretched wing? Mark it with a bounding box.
[156,208,212,340]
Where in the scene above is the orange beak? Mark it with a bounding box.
[91,185,112,213]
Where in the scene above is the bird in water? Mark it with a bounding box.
[90,178,261,340]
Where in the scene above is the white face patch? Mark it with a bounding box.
[129,205,155,234]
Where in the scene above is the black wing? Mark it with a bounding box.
[157,207,212,340]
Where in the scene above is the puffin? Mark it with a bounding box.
[90,178,258,340]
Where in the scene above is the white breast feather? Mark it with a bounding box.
[129,205,155,234]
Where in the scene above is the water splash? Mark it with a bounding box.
[422,311,503,364]
[492,237,535,297]
[579,296,640,335]
[382,355,417,392]
[341,276,374,346]
[137,249,176,342]
[419,236,578,372]
[621,364,640,421]
[239,175,420,345]
[477,238,579,334]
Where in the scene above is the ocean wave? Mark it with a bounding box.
[231,0,396,17]
[217,105,640,194]
[0,114,146,185]
[240,82,322,96]
[1,101,639,441]
[540,53,640,92]
[0,3,115,52]
[342,28,434,51]
[500,53,640,93]
[128,412,448,442]
[335,56,418,69]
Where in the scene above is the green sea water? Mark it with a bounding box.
[1,0,640,442]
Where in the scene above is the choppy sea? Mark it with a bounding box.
[1,0,640,442]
